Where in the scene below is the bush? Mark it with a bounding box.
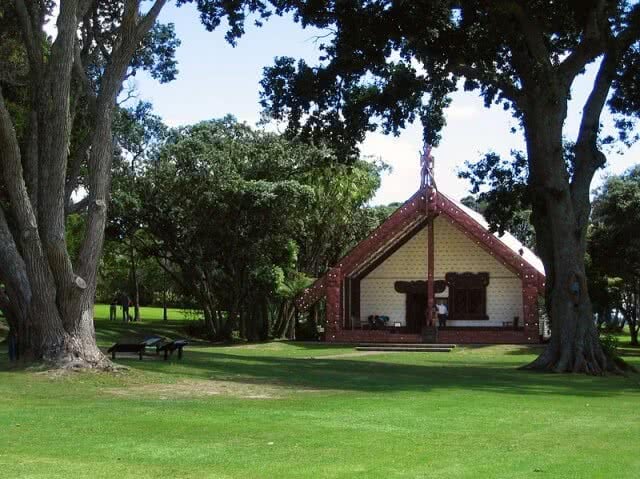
[599,332,620,359]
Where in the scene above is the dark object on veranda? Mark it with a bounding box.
[367,315,390,330]
[108,342,146,360]
[157,340,188,360]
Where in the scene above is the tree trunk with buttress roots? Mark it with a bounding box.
[521,99,619,374]
[0,0,168,369]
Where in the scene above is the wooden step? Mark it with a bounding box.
[422,327,438,343]
[355,346,452,353]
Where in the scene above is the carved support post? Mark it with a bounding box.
[522,267,540,343]
[325,267,342,342]
[426,216,435,328]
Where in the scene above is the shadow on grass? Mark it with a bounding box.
[122,347,640,398]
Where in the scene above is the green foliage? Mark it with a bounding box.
[599,332,621,359]
[590,165,640,279]
[177,1,640,161]
[98,101,174,306]
[294,159,389,276]
[131,22,181,83]
[589,166,640,343]
[458,151,535,249]
[100,114,390,340]
[65,214,86,264]
[138,117,319,338]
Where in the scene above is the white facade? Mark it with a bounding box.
[359,216,523,327]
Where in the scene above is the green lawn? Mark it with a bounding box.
[0,310,639,478]
[94,303,195,322]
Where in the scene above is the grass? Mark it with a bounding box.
[0,308,639,478]
[94,303,195,322]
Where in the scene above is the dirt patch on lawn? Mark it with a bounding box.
[104,378,323,400]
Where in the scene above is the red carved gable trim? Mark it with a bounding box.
[295,276,325,311]
[436,191,545,290]
[337,189,426,275]
[296,187,546,311]
[296,190,426,311]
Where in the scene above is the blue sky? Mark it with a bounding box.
[128,2,639,205]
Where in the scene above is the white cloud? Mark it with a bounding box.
[445,104,479,120]
[362,130,422,205]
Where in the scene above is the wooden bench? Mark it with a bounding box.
[157,340,188,360]
[141,336,164,354]
[107,342,146,360]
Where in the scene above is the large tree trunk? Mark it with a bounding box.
[522,98,615,374]
[0,0,167,369]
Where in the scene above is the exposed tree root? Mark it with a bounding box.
[521,338,635,375]
[21,335,117,372]
[46,354,116,372]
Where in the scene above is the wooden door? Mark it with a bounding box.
[406,293,427,333]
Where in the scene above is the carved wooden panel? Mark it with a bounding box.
[446,272,489,321]
[394,280,446,294]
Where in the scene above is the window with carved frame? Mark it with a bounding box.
[445,272,489,321]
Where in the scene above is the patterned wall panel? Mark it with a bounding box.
[359,278,406,326]
[366,229,428,279]
[360,217,523,326]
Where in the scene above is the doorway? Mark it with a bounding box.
[405,293,427,333]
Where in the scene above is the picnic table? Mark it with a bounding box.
[107,337,188,360]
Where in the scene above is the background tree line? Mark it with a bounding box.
[89,107,393,341]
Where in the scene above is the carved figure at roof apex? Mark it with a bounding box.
[420,143,436,191]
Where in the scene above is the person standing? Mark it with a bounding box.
[109,297,118,321]
[436,302,448,328]
[121,293,130,322]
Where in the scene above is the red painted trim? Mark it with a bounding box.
[522,266,541,343]
[297,187,546,312]
[330,329,540,344]
[325,267,342,339]
[295,276,325,311]
[296,190,426,312]
[339,190,426,275]
[436,192,544,290]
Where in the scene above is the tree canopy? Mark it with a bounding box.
[589,166,640,345]
[135,117,388,340]
[190,0,640,373]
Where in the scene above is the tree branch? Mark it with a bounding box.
[0,205,31,323]
[14,0,44,76]
[136,0,168,40]
[493,0,550,67]
[449,62,523,105]
[35,0,87,315]
[558,0,608,86]
[0,85,35,233]
[73,40,97,101]
[570,19,640,246]
[76,0,168,287]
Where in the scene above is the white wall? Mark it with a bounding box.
[359,216,523,327]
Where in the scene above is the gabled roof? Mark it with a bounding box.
[296,187,546,311]
[441,192,544,275]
